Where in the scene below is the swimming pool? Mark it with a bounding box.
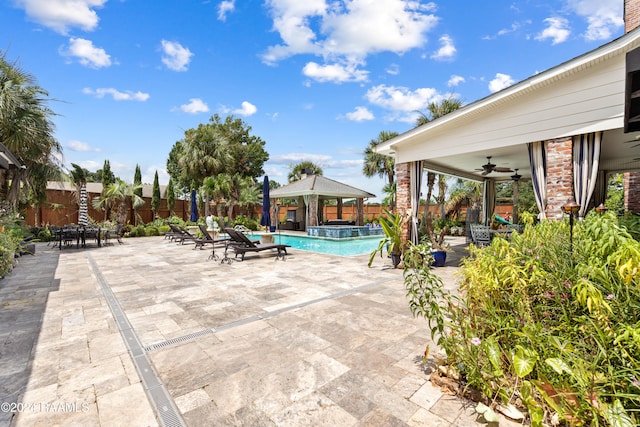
[270,234,382,256]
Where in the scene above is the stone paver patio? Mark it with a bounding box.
[0,234,522,426]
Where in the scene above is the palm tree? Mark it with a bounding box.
[288,161,323,182]
[0,52,62,207]
[363,131,397,209]
[97,179,144,225]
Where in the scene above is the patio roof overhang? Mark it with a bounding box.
[0,142,23,170]
[375,26,640,182]
[270,175,375,199]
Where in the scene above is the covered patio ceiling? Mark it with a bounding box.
[418,127,640,183]
[377,26,640,184]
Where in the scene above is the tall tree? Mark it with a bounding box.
[100,160,116,220]
[133,164,142,224]
[363,130,398,208]
[167,114,269,219]
[151,170,161,219]
[166,177,176,217]
[288,161,323,182]
[0,52,62,207]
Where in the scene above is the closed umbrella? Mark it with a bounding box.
[260,176,271,229]
[190,189,198,222]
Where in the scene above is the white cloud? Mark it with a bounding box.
[448,75,465,87]
[218,0,235,21]
[365,84,437,112]
[233,101,257,116]
[262,0,438,65]
[302,61,369,83]
[160,40,193,72]
[62,38,111,68]
[67,140,98,152]
[364,84,440,123]
[535,17,570,45]
[83,87,150,101]
[566,0,623,41]
[177,98,209,114]
[344,106,374,121]
[385,63,400,75]
[488,73,515,93]
[268,152,332,165]
[75,160,102,171]
[15,0,106,34]
[431,34,456,60]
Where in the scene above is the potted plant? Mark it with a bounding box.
[422,217,450,267]
[368,209,408,268]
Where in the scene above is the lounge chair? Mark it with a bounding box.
[194,224,229,250]
[168,224,199,245]
[224,228,290,261]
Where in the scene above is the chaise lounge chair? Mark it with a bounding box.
[194,224,230,250]
[224,228,290,261]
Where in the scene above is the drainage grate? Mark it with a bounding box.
[145,328,215,352]
[144,279,387,352]
[87,254,186,427]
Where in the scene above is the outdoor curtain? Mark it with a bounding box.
[409,161,423,244]
[573,132,602,218]
[528,141,547,220]
[482,179,496,226]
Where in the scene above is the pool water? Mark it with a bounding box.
[270,234,382,256]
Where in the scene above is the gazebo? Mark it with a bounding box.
[270,175,375,230]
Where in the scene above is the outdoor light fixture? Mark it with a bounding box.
[562,198,581,256]
[595,203,608,214]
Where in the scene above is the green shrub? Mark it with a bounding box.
[135,225,145,237]
[145,226,159,236]
[0,232,16,277]
[406,212,640,426]
[157,225,170,234]
[232,215,259,231]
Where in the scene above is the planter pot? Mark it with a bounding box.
[390,252,402,268]
[431,250,447,267]
[269,225,276,232]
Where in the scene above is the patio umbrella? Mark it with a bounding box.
[260,176,271,228]
[190,189,198,222]
[78,183,88,226]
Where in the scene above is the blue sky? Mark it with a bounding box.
[1,0,626,201]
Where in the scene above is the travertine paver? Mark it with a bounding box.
[0,235,524,426]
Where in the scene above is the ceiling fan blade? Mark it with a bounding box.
[494,167,514,173]
[481,169,491,176]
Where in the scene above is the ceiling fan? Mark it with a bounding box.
[475,156,514,176]
[623,135,640,148]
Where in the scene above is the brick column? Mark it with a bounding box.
[625,0,640,33]
[545,137,574,219]
[624,172,640,213]
[395,162,411,242]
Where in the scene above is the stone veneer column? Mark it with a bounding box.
[624,172,640,213]
[395,162,411,242]
[544,137,574,219]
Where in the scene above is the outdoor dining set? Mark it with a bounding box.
[50,225,120,249]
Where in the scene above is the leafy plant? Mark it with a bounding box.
[407,212,640,426]
[368,209,408,267]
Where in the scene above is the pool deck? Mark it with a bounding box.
[0,235,523,426]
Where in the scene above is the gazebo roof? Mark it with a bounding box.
[270,175,375,199]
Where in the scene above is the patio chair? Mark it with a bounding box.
[470,224,491,247]
[224,228,290,261]
[194,224,229,250]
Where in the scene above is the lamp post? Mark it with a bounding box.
[562,199,581,255]
[595,203,608,214]
[276,199,281,244]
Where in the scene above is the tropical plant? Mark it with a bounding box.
[363,130,397,207]
[368,208,408,268]
[406,212,640,426]
[0,52,63,208]
[96,179,144,225]
[288,161,323,182]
